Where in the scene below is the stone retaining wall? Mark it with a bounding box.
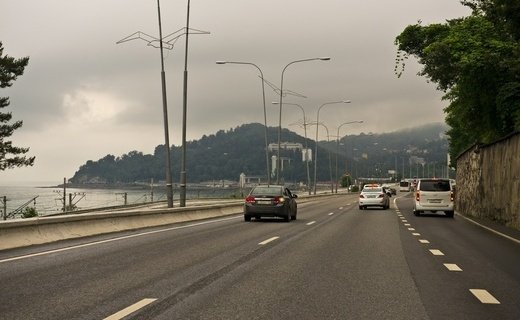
[456,132,520,230]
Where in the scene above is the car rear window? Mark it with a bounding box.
[419,180,451,192]
[251,187,282,196]
[363,188,382,193]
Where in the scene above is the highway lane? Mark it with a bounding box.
[395,192,520,319]
[0,192,518,319]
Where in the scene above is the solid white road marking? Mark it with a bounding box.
[259,237,280,245]
[470,289,500,304]
[444,263,462,271]
[0,216,241,264]
[104,298,157,320]
[306,221,316,226]
[419,239,430,244]
[429,249,444,256]
[458,214,520,245]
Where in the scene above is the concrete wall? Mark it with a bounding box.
[456,132,520,230]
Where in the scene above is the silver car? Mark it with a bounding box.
[358,185,391,210]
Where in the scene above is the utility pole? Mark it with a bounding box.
[63,177,66,213]
[2,196,6,220]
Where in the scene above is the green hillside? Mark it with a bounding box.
[69,122,450,186]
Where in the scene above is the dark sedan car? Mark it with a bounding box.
[243,185,298,222]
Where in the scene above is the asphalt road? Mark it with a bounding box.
[0,192,518,319]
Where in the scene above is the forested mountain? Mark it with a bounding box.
[69,122,450,185]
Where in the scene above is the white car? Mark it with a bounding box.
[413,179,454,217]
[359,185,391,210]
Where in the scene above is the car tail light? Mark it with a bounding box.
[359,194,365,198]
[415,192,420,202]
[450,191,454,202]
[273,196,285,204]
[378,193,384,198]
[245,196,256,204]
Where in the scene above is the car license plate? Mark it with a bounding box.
[367,195,376,198]
[428,199,442,203]
[257,200,271,205]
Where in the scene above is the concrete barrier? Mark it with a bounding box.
[0,203,244,251]
[0,191,353,251]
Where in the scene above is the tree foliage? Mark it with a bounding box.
[0,41,34,170]
[395,0,520,162]
[69,123,449,185]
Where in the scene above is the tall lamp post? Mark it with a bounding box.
[272,101,311,194]
[313,100,351,194]
[216,61,270,185]
[310,121,334,193]
[335,120,363,193]
[277,57,330,184]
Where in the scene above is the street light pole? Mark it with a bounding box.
[179,0,191,207]
[277,57,330,185]
[335,121,363,193]
[313,100,351,194]
[272,101,311,195]
[216,61,270,185]
[157,0,174,208]
[311,121,334,193]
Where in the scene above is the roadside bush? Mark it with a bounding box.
[21,207,38,218]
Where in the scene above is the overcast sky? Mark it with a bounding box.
[1,0,470,184]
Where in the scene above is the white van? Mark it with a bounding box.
[413,179,454,217]
[399,180,410,192]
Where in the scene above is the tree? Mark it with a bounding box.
[394,0,520,163]
[0,42,34,170]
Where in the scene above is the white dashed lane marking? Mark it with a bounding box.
[306,221,316,226]
[444,263,463,272]
[259,237,279,245]
[470,289,501,304]
[328,212,334,216]
[104,298,157,320]
[412,233,421,236]
[419,239,430,244]
[429,249,445,256]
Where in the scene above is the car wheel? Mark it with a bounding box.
[445,211,454,218]
[244,215,251,222]
[413,210,420,216]
[291,209,297,220]
[359,206,363,210]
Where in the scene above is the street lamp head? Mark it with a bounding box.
[342,100,352,103]
[215,61,227,64]
[319,57,331,61]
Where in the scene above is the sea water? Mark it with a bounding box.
[0,183,242,219]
